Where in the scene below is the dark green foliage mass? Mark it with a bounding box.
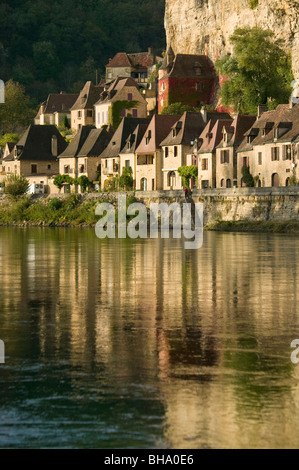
[0,0,166,104]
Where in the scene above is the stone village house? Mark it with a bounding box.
[94,77,147,129]
[34,92,79,127]
[119,123,149,189]
[160,109,231,190]
[1,125,67,193]
[70,81,103,131]
[237,103,299,187]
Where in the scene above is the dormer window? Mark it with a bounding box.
[194,62,203,76]
[262,129,266,137]
[145,130,151,145]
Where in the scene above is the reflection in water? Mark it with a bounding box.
[0,228,299,448]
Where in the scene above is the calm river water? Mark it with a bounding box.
[0,227,299,448]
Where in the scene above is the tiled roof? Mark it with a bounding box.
[119,123,149,154]
[198,119,234,153]
[218,114,256,149]
[100,117,151,159]
[161,54,216,79]
[95,77,143,105]
[135,115,181,154]
[77,128,112,157]
[43,93,79,114]
[58,126,95,158]
[107,51,155,69]
[4,125,67,162]
[160,111,231,146]
[71,82,103,111]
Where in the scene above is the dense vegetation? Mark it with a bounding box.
[0,0,166,104]
[215,27,293,114]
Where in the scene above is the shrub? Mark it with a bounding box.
[4,174,30,198]
[119,166,133,190]
[48,198,63,210]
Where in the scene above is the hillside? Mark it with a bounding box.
[165,0,299,79]
[0,0,166,103]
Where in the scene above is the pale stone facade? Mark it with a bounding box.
[77,157,102,183]
[162,145,188,190]
[215,146,235,188]
[71,108,95,131]
[3,159,59,177]
[135,151,162,191]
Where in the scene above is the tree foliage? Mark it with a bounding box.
[178,166,198,188]
[0,0,166,103]
[241,165,255,187]
[215,27,293,114]
[161,102,201,115]
[4,174,30,198]
[53,174,74,191]
[119,166,133,190]
[0,80,35,134]
[75,175,92,193]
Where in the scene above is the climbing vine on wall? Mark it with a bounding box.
[109,100,138,129]
[248,0,258,9]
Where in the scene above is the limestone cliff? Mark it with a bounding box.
[165,0,299,78]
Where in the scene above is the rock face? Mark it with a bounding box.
[165,0,299,79]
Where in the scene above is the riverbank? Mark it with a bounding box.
[0,193,299,233]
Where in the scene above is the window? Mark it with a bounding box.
[128,93,133,101]
[282,144,292,160]
[152,179,155,191]
[78,111,81,118]
[120,109,126,117]
[105,160,108,168]
[201,158,208,171]
[87,110,93,118]
[174,146,178,157]
[226,179,232,188]
[271,147,280,161]
[48,164,51,170]
[242,157,249,167]
[202,180,209,189]
[258,152,263,165]
[220,150,229,164]
[165,147,169,158]
[220,178,225,188]
[196,82,204,92]
[64,165,70,174]
[107,70,112,79]
[102,112,105,123]
[98,112,101,125]
[31,164,37,174]
[125,160,130,167]
[132,109,137,118]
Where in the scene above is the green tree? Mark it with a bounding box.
[161,102,201,115]
[61,115,70,129]
[75,175,91,193]
[119,166,133,190]
[0,80,35,134]
[241,165,255,187]
[53,174,74,192]
[0,133,20,148]
[4,174,30,198]
[178,166,198,188]
[215,27,293,114]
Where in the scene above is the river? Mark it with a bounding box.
[0,227,299,448]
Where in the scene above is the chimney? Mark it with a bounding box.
[148,47,153,56]
[201,105,208,123]
[51,135,58,157]
[257,104,268,118]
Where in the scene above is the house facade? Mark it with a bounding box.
[119,123,149,189]
[94,77,147,129]
[70,82,103,131]
[216,115,256,188]
[1,125,67,192]
[100,117,150,190]
[58,126,95,181]
[135,114,180,191]
[106,49,162,88]
[158,47,217,114]
[34,92,79,127]
[237,104,299,187]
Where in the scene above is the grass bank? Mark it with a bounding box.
[206,220,299,233]
[0,195,104,226]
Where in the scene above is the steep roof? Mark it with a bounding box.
[95,77,145,106]
[217,114,256,149]
[237,104,299,151]
[77,128,112,157]
[43,92,79,114]
[160,111,231,146]
[119,123,149,155]
[3,125,67,162]
[135,115,180,154]
[198,119,234,153]
[100,117,151,159]
[162,54,215,79]
[58,126,95,158]
[107,51,156,69]
[71,82,103,110]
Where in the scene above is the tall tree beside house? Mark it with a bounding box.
[215,27,293,114]
[0,80,35,134]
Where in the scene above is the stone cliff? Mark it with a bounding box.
[165,0,299,79]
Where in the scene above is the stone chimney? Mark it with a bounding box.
[257,104,268,118]
[51,135,58,157]
[201,105,208,123]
